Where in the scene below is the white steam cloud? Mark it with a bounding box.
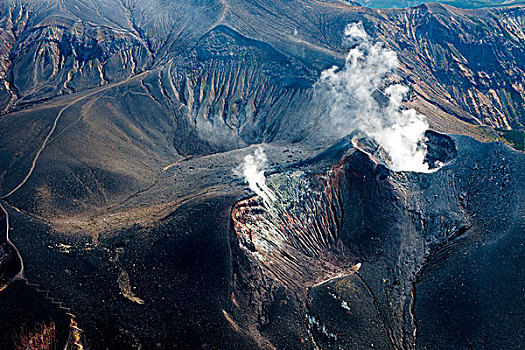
[317,22,430,172]
[234,147,276,207]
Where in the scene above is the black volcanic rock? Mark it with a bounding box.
[0,280,76,350]
[424,130,457,168]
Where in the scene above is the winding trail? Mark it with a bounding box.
[0,203,24,292]
[0,203,24,284]
[0,202,84,349]
[0,69,152,199]
[0,70,155,347]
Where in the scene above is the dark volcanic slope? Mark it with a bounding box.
[378,4,525,129]
[3,131,522,349]
[0,0,524,349]
[228,133,524,350]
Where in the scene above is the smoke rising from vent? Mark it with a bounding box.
[234,147,276,207]
[316,22,431,172]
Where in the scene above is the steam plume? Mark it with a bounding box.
[234,147,276,207]
[317,22,430,172]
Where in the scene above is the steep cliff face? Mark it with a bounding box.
[165,25,318,153]
[0,0,153,113]
[1,0,524,131]
[228,132,523,350]
[10,21,152,102]
[375,4,525,130]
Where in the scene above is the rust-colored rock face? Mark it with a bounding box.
[231,167,353,290]
[14,322,56,350]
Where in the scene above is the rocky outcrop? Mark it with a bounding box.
[1,0,524,134]
[0,0,153,112]
[228,132,524,350]
[377,4,525,130]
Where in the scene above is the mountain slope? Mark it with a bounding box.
[0,1,524,349]
[0,1,522,217]
[359,0,525,9]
